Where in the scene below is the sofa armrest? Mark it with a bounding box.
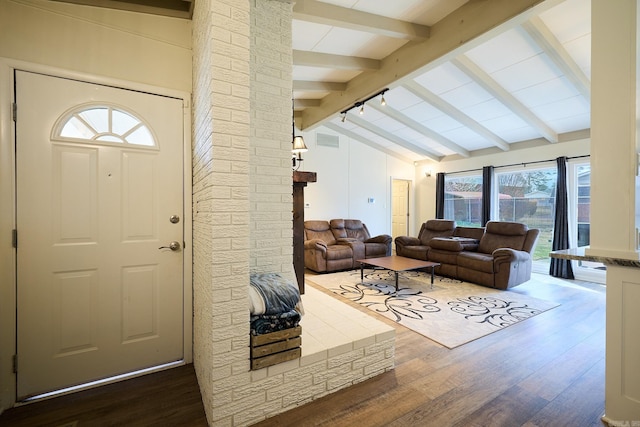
[492,248,531,263]
[336,238,365,261]
[365,234,392,244]
[304,239,327,252]
[395,236,420,246]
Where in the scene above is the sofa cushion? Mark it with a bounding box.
[419,219,456,245]
[325,245,353,260]
[477,221,528,254]
[331,219,371,241]
[398,245,430,261]
[305,220,336,245]
[457,252,495,274]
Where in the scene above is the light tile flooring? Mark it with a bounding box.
[298,284,395,366]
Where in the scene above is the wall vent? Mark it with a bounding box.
[316,133,339,148]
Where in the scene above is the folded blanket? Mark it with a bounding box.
[249,273,303,315]
[250,310,301,336]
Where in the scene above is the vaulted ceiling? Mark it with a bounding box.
[292,0,590,164]
[50,0,591,164]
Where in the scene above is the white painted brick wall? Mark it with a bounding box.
[192,1,394,426]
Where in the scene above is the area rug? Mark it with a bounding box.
[306,269,559,349]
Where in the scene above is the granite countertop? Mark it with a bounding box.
[549,247,640,268]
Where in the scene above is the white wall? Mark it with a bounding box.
[301,127,416,237]
[0,0,192,93]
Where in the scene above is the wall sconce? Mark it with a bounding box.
[292,135,308,170]
[291,99,308,170]
[424,169,432,178]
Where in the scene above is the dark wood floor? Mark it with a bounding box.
[0,273,606,427]
[0,365,208,427]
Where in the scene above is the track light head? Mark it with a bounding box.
[380,95,386,106]
[359,104,364,115]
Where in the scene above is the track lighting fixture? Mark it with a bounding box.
[338,88,389,121]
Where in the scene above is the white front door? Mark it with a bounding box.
[15,71,185,400]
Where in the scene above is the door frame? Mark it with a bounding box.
[0,58,193,409]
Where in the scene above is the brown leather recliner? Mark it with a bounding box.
[456,221,539,289]
[394,219,456,260]
[304,220,354,273]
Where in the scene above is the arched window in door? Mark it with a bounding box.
[52,105,157,148]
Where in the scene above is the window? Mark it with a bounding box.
[572,163,605,275]
[496,166,557,266]
[53,105,156,148]
[444,174,483,227]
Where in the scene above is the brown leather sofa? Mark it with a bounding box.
[395,220,539,289]
[304,219,392,273]
[394,219,457,261]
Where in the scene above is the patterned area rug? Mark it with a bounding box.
[306,269,559,349]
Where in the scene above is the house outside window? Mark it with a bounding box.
[443,174,482,227]
[496,165,557,268]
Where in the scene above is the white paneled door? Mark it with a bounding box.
[15,71,184,400]
[391,179,410,243]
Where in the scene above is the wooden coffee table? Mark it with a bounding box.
[356,255,440,291]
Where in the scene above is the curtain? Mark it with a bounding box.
[435,172,445,219]
[481,166,493,226]
[549,156,574,279]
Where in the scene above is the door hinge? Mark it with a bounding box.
[12,355,17,374]
[12,229,17,248]
[12,102,17,122]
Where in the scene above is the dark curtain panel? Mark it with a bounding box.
[481,166,494,226]
[549,156,575,279]
[435,172,445,219]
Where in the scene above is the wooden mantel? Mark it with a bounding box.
[293,171,316,294]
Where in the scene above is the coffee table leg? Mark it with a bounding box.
[430,266,434,289]
[395,271,399,291]
[360,263,364,284]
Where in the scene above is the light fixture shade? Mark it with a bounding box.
[292,135,308,153]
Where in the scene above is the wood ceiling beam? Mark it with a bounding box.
[299,0,549,130]
[402,81,511,152]
[322,123,415,164]
[342,115,443,161]
[452,55,558,143]
[49,0,192,18]
[293,0,430,41]
[293,50,380,71]
[521,16,591,102]
[294,99,321,108]
[293,80,347,92]
[367,101,471,157]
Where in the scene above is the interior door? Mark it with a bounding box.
[392,179,410,243]
[15,71,185,400]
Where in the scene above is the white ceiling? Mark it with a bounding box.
[292,0,591,163]
[50,0,592,164]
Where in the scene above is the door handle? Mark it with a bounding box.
[159,241,181,251]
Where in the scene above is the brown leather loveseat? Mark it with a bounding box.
[304,219,392,273]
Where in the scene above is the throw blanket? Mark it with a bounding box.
[249,273,303,315]
[250,310,301,336]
